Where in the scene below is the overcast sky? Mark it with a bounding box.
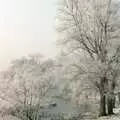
[0,0,57,70]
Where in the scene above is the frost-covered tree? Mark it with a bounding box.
[0,54,56,119]
[57,0,120,116]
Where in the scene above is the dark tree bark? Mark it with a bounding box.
[112,95,115,108]
[107,94,114,115]
[99,94,107,116]
[107,79,116,115]
[118,92,120,104]
[99,77,107,116]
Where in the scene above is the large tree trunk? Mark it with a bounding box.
[107,78,116,115]
[99,93,107,116]
[118,92,120,104]
[107,93,114,115]
[112,95,115,108]
[99,77,107,116]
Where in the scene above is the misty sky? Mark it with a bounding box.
[0,0,57,70]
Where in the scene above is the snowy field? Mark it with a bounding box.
[0,115,21,120]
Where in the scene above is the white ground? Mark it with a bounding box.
[0,108,120,120]
[0,115,21,120]
[97,108,120,120]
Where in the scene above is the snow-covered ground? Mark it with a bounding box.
[0,115,21,120]
[0,108,120,120]
[97,108,120,120]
